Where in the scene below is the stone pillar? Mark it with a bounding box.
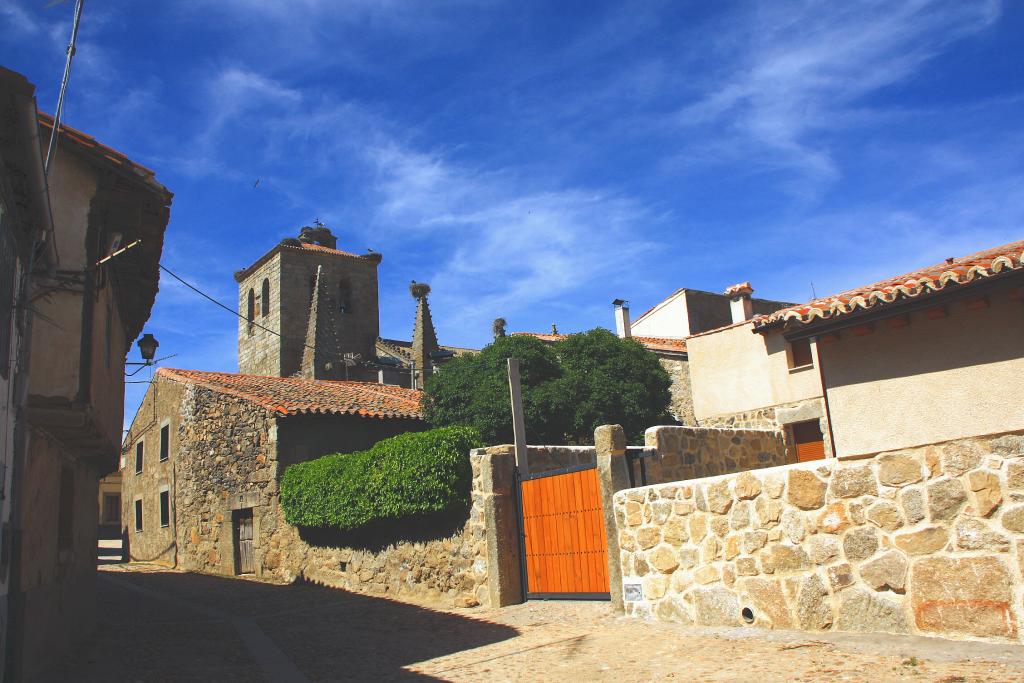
[478,446,522,607]
[595,424,631,613]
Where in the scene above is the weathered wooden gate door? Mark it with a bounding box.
[235,509,254,575]
[518,464,610,599]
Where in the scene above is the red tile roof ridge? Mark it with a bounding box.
[754,238,1024,329]
[514,331,687,353]
[156,367,423,420]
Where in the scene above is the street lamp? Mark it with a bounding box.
[136,333,159,364]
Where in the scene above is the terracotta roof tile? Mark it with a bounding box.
[37,112,171,200]
[157,368,423,420]
[755,239,1024,330]
[515,332,687,354]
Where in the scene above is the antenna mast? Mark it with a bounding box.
[44,0,86,176]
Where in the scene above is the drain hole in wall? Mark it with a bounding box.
[741,607,755,624]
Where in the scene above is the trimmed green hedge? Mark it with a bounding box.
[280,426,483,530]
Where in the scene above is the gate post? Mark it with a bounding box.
[478,446,523,606]
[595,424,630,613]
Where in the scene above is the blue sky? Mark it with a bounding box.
[2,0,1023,425]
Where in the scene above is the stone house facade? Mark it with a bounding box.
[122,369,424,578]
[0,67,171,681]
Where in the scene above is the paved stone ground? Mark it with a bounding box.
[37,565,1024,682]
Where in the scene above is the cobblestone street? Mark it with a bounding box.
[38,565,1024,682]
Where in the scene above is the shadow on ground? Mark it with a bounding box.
[37,569,519,682]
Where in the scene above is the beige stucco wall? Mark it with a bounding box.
[688,323,823,422]
[632,291,691,338]
[822,282,1024,457]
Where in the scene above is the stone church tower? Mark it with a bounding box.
[234,224,382,379]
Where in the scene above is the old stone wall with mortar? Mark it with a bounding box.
[642,426,790,484]
[658,357,696,425]
[614,431,1024,642]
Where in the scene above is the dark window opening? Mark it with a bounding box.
[160,424,169,461]
[135,441,144,474]
[246,288,255,332]
[103,493,120,525]
[791,420,826,462]
[58,467,74,550]
[134,499,143,532]
[159,490,170,528]
[338,280,351,314]
[261,278,270,318]
[789,338,813,369]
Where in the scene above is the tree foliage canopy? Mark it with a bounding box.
[422,329,672,444]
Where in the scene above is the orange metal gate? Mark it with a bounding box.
[518,464,610,599]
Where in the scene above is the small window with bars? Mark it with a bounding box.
[135,441,144,474]
[134,498,143,532]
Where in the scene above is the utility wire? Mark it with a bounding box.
[157,263,412,371]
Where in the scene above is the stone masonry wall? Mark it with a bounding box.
[658,357,696,425]
[697,399,834,459]
[614,431,1024,642]
[642,426,790,484]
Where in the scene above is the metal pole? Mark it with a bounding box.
[44,0,85,176]
[507,358,529,475]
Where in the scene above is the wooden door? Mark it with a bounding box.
[519,466,610,599]
[235,509,254,574]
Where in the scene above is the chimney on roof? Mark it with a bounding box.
[725,282,754,323]
[613,299,631,338]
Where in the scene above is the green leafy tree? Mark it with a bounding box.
[422,335,567,444]
[553,328,673,443]
[422,329,672,444]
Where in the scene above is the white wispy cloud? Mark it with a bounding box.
[675,0,1002,192]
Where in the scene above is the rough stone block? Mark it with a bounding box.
[876,452,924,487]
[1007,462,1024,491]
[742,578,794,628]
[865,501,904,531]
[955,517,1009,552]
[730,501,751,530]
[733,471,762,500]
[796,574,832,630]
[835,588,909,634]
[741,530,768,554]
[694,565,720,585]
[967,470,1002,518]
[736,557,758,576]
[663,518,689,546]
[706,479,734,514]
[941,440,983,477]
[643,575,669,600]
[1001,505,1024,533]
[859,550,908,593]
[788,469,827,510]
[691,587,742,626]
[843,527,878,562]
[927,478,967,521]
[689,514,708,542]
[655,596,693,624]
[894,526,948,555]
[827,563,855,591]
[830,465,878,499]
[650,545,680,574]
[761,544,810,574]
[780,508,806,543]
[755,496,782,528]
[816,503,851,534]
[900,487,925,524]
[807,535,839,565]
[911,556,1016,638]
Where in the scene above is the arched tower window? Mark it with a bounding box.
[261,278,271,318]
[338,279,352,314]
[246,288,255,333]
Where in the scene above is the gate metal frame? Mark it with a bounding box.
[515,462,611,601]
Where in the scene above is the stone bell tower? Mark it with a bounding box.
[234,223,382,379]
